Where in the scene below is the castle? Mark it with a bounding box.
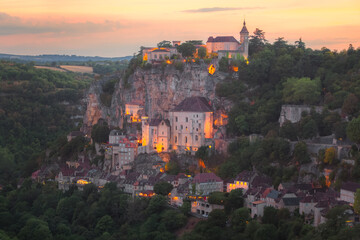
[142,20,250,61]
[206,20,249,59]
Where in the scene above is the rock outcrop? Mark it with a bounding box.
[82,62,232,134]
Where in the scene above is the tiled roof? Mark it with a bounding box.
[171,97,212,112]
[341,182,360,193]
[282,197,299,206]
[192,173,222,184]
[240,21,249,34]
[235,170,256,182]
[267,190,280,199]
[207,36,239,43]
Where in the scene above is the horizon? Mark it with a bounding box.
[1,0,359,57]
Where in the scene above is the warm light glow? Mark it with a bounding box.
[166,60,171,64]
[160,168,164,173]
[77,179,90,185]
[232,66,239,72]
[198,159,206,168]
[156,144,163,153]
[208,64,216,75]
[143,53,148,61]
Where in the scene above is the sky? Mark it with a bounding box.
[0,0,359,57]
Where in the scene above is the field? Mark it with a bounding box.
[35,66,67,72]
[60,65,93,73]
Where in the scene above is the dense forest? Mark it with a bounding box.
[0,61,92,185]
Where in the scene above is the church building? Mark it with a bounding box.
[206,20,249,59]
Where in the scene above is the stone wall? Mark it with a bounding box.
[279,105,323,126]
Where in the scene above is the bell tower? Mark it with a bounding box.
[240,20,249,58]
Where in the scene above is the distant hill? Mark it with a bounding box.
[0,53,133,63]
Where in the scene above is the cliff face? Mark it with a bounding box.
[83,62,231,133]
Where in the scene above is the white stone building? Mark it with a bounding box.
[169,96,213,153]
[141,117,171,153]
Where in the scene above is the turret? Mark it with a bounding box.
[240,20,249,59]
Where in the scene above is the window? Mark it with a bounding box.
[199,123,201,128]
[186,127,188,131]
[175,136,177,143]
[185,136,187,143]
[154,54,157,59]
[186,117,188,122]
[162,131,164,135]
[175,126,177,130]
[175,117,178,122]
[162,122,164,125]
[181,125,183,130]
[159,54,163,59]
[195,135,198,141]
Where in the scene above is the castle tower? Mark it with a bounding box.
[240,20,249,58]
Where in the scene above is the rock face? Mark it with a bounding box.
[279,105,323,127]
[83,62,231,133]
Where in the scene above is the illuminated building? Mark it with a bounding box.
[206,20,249,60]
[226,170,257,192]
[112,137,138,170]
[141,117,171,153]
[169,97,213,153]
[125,101,144,123]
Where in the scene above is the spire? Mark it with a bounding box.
[240,19,249,34]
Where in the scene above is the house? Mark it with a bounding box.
[251,200,266,218]
[112,138,138,170]
[109,130,125,144]
[141,118,171,153]
[169,96,214,153]
[191,173,223,196]
[125,101,144,123]
[206,20,249,59]
[191,198,224,217]
[227,170,257,192]
[142,45,178,62]
[67,131,84,142]
[339,181,360,205]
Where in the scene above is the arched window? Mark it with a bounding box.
[175,136,177,143]
[185,136,187,143]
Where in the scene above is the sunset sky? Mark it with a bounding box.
[1,0,359,57]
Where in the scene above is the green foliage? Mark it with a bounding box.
[177,43,196,58]
[0,61,91,183]
[91,123,110,143]
[218,57,229,72]
[354,189,360,214]
[174,61,184,71]
[294,141,311,164]
[153,181,173,196]
[198,47,207,59]
[157,40,172,48]
[283,77,321,105]
[208,191,227,205]
[347,117,360,146]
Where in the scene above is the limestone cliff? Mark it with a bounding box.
[83,62,232,133]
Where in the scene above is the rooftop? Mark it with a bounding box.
[341,182,360,192]
[192,173,222,184]
[171,97,212,112]
[207,36,239,43]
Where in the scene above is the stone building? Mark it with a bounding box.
[112,138,138,170]
[141,117,171,153]
[191,173,223,196]
[125,101,144,123]
[169,96,214,153]
[206,20,249,59]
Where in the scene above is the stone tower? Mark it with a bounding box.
[240,20,249,58]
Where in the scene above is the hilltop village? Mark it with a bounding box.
[19,21,360,236]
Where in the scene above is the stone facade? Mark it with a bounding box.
[141,117,171,153]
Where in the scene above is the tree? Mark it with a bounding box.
[254,224,277,240]
[218,57,229,72]
[157,40,172,48]
[154,181,173,196]
[282,77,321,105]
[147,195,167,215]
[208,192,227,205]
[346,117,360,149]
[249,28,267,55]
[18,218,52,240]
[231,207,250,232]
[293,141,311,164]
[342,93,359,116]
[225,189,244,213]
[295,38,305,49]
[262,206,278,226]
[324,147,336,164]
[354,189,360,214]
[91,123,110,143]
[95,215,114,235]
[198,47,207,59]
[186,40,203,45]
[177,43,196,58]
